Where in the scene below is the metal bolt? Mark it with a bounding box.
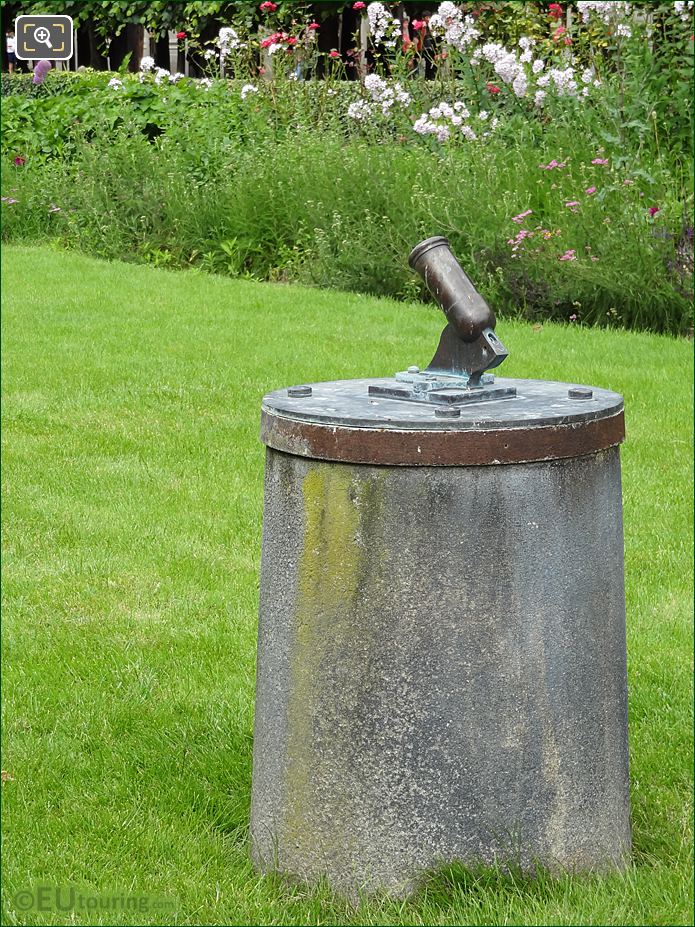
[568,387,593,400]
[288,386,312,398]
[408,365,420,375]
[434,407,461,418]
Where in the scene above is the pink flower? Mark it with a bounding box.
[329,49,340,58]
[585,186,597,195]
[553,25,567,40]
[539,160,566,170]
[558,249,577,261]
[591,158,609,165]
[412,19,424,29]
[511,209,533,223]
[549,3,564,19]
[353,1,366,8]
[623,179,634,185]
[486,83,501,94]
[308,22,320,29]
[260,1,278,11]
[648,206,660,216]
[176,31,187,40]
[569,314,578,321]
[13,156,25,166]
[565,201,579,207]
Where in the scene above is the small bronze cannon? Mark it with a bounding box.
[409,236,509,388]
[367,236,514,406]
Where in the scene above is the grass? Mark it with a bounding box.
[1,245,693,926]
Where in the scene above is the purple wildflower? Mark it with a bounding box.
[32,60,52,85]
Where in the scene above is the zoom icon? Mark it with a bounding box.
[15,15,74,60]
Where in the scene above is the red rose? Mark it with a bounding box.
[176,31,186,40]
[329,49,340,58]
[549,3,563,19]
[260,1,278,11]
[353,1,366,9]
[308,22,320,29]
[486,82,501,94]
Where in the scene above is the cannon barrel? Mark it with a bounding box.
[408,236,495,343]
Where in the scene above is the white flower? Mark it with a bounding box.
[512,73,528,97]
[520,49,533,63]
[363,74,410,113]
[348,100,373,120]
[267,43,283,55]
[519,36,535,49]
[532,58,545,73]
[139,55,155,72]
[169,72,185,83]
[534,89,546,107]
[674,1,693,20]
[154,67,170,84]
[429,3,479,52]
[549,66,578,96]
[219,26,242,53]
[107,76,123,89]
[616,23,632,36]
[576,1,632,24]
[367,2,400,44]
[199,77,212,89]
[204,49,216,60]
[364,73,386,94]
[412,97,485,145]
[240,83,258,99]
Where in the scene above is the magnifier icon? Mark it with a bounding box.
[33,26,53,49]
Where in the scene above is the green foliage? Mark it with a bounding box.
[0,3,692,334]
[1,69,692,334]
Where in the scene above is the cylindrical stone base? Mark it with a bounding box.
[250,446,631,896]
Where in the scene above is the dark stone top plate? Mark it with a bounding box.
[262,378,623,432]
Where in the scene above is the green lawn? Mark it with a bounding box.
[1,245,693,926]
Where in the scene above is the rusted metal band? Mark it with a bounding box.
[260,409,625,467]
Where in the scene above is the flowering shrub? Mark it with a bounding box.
[0,2,692,334]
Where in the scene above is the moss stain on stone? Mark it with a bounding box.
[280,463,367,858]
